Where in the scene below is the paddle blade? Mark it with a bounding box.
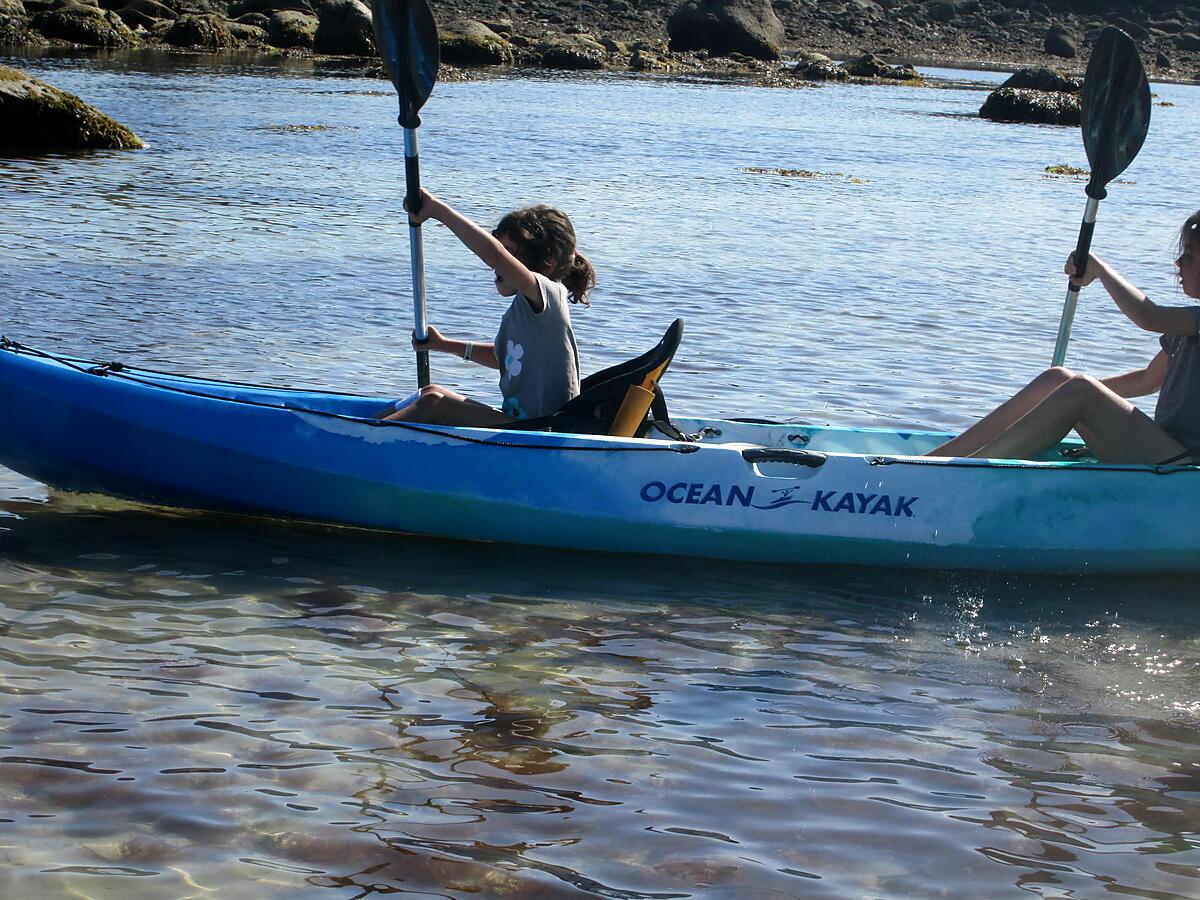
[372,0,439,129]
[1081,26,1150,198]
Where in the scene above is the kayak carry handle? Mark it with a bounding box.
[742,448,826,468]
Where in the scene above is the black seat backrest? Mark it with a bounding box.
[497,319,683,436]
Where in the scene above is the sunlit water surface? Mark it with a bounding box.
[1,51,1199,898]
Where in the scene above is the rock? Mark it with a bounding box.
[0,0,26,14]
[1044,23,1077,58]
[926,1,955,23]
[847,0,883,19]
[313,0,372,56]
[31,2,134,45]
[164,12,230,48]
[599,35,626,54]
[795,59,846,80]
[267,9,315,48]
[1177,31,1200,51]
[845,52,918,80]
[235,10,267,28]
[229,0,311,15]
[629,48,673,71]
[114,0,176,29]
[1157,50,1171,68]
[228,20,263,43]
[0,63,144,150]
[538,33,607,69]
[667,0,785,61]
[439,18,511,65]
[979,86,1080,126]
[1000,66,1078,93]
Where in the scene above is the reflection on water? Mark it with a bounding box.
[2,52,1200,897]
[2,488,1199,897]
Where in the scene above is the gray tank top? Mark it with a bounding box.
[1154,306,1200,452]
[493,273,580,420]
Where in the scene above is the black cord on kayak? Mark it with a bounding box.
[869,455,1200,475]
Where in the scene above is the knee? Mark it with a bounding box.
[1057,373,1106,406]
[1037,366,1075,387]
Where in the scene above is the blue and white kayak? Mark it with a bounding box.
[1,340,1198,573]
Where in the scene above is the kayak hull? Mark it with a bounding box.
[2,343,1198,573]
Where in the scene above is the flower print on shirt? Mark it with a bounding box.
[502,396,526,419]
[503,339,524,384]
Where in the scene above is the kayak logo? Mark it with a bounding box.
[639,482,918,518]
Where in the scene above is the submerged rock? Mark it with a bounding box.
[667,0,785,61]
[0,63,144,150]
[980,86,1080,126]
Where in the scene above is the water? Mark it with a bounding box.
[1,52,1199,897]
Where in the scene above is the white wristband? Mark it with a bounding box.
[463,341,473,362]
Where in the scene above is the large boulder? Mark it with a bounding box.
[313,0,372,56]
[1000,66,1079,93]
[439,18,511,65]
[164,12,231,48]
[980,87,1080,126]
[31,2,134,46]
[0,63,144,150]
[667,0,785,61]
[0,0,26,14]
[538,33,606,69]
[267,9,316,47]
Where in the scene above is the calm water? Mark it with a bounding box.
[2,51,1199,897]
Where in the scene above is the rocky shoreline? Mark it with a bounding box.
[0,0,1197,82]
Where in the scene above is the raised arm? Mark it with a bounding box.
[407,189,541,304]
[1068,253,1198,336]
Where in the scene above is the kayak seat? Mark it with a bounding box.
[497,318,684,438]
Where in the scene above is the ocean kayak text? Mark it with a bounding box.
[639,482,918,517]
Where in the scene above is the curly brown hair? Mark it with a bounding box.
[494,205,596,306]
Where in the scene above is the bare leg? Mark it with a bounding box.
[382,384,512,427]
[970,374,1187,463]
[928,367,1074,457]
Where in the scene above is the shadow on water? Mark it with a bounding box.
[2,489,1197,631]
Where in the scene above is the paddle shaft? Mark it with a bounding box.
[404,124,430,388]
[1051,195,1101,367]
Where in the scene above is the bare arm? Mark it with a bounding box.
[408,189,542,308]
[412,326,500,370]
[1069,253,1198,335]
[1100,349,1167,398]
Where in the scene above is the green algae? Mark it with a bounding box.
[1044,164,1088,177]
[740,166,867,184]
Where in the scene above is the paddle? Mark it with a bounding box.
[372,0,440,388]
[1051,26,1151,366]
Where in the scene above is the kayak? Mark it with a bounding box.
[1,338,1198,573]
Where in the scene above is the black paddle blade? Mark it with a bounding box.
[372,0,439,129]
[1081,26,1150,199]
